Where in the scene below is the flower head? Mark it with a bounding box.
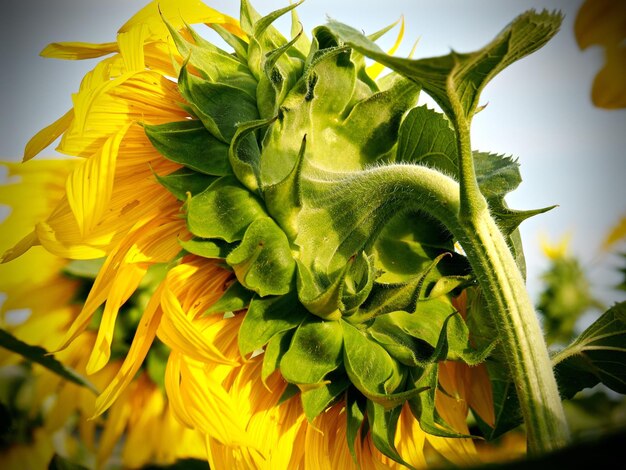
[1,1,538,467]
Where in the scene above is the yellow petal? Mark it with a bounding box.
[539,233,571,260]
[23,109,74,161]
[97,383,132,466]
[86,264,145,374]
[40,41,119,60]
[427,389,479,467]
[575,0,626,50]
[66,124,129,237]
[0,231,40,264]
[466,363,495,428]
[591,45,626,109]
[367,16,405,79]
[118,24,149,72]
[178,356,257,448]
[158,286,238,366]
[94,285,163,415]
[118,0,244,40]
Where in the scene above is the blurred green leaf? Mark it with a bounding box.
[0,329,98,394]
[553,302,626,399]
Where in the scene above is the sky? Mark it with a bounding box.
[1,0,624,307]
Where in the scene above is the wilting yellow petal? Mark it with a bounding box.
[94,285,163,415]
[575,0,626,109]
[86,264,145,374]
[158,287,238,366]
[118,0,244,40]
[305,404,357,470]
[40,41,119,60]
[426,390,479,467]
[575,0,626,50]
[97,383,133,467]
[66,124,129,237]
[177,356,258,449]
[121,375,167,468]
[60,71,186,157]
[591,45,626,109]
[393,404,428,469]
[118,24,149,72]
[23,109,74,161]
[367,16,404,79]
[466,363,495,428]
[0,231,41,264]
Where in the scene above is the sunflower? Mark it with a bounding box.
[3,0,561,467]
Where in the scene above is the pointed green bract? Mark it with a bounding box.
[145,120,232,176]
[226,216,295,296]
[186,175,267,242]
[279,318,343,385]
[155,168,216,200]
[203,281,252,315]
[237,290,306,356]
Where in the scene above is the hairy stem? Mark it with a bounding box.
[456,209,570,454]
[356,165,569,454]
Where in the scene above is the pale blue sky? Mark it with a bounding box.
[1,0,624,307]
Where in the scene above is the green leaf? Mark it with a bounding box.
[179,237,234,259]
[370,302,494,367]
[327,11,562,120]
[155,168,216,201]
[280,318,343,385]
[367,400,412,468]
[342,321,402,399]
[473,152,521,199]
[257,24,305,119]
[237,290,307,356]
[339,75,420,164]
[346,392,366,464]
[226,217,296,296]
[396,105,457,175]
[296,260,349,321]
[553,302,626,399]
[186,175,267,242]
[341,253,377,314]
[409,364,469,438]
[300,375,350,421]
[368,313,435,367]
[203,281,253,316]
[262,329,293,384]
[365,250,463,319]
[0,329,98,394]
[144,120,232,176]
[229,117,274,193]
[179,65,260,143]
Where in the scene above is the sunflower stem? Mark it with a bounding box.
[456,209,570,454]
[450,105,570,454]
